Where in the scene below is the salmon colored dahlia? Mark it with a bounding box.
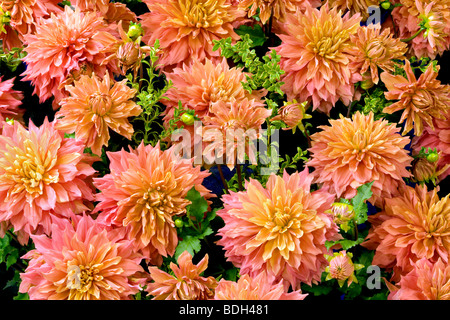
[325,0,378,20]
[363,184,450,282]
[0,0,61,50]
[21,6,117,108]
[0,119,96,243]
[388,258,450,300]
[139,0,246,69]
[201,98,271,169]
[381,60,450,137]
[55,74,141,156]
[146,251,217,300]
[214,271,307,300]
[163,58,267,122]
[274,3,362,114]
[412,113,450,181]
[217,168,340,289]
[325,251,363,287]
[307,111,413,207]
[19,215,144,300]
[392,0,450,59]
[349,24,408,85]
[237,0,321,24]
[0,76,23,125]
[93,142,213,265]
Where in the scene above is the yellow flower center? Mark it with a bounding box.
[66,263,107,298]
[181,0,226,28]
[365,38,387,61]
[89,92,112,116]
[6,139,59,195]
[352,129,369,152]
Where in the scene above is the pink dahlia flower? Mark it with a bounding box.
[0,119,96,243]
[146,251,217,300]
[93,142,213,265]
[19,214,144,300]
[412,112,450,181]
[217,168,340,289]
[21,6,117,108]
[274,3,362,114]
[139,0,246,70]
[363,184,450,282]
[307,111,413,207]
[0,76,23,125]
[388,258,450,300]
[214,271,307,300]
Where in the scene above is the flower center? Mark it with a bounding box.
[365,39,387,61]
[182,0,225,29]
[88,93,112,116]
[352,129,369,152]
[67,264,104,294]
[412,89,434,110]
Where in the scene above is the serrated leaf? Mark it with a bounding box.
[6,248,18,270]
[234,25,267,47]
[174,236,201,260]
[186,187,209,222]
[352,181,374,224]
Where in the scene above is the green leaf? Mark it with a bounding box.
[235,24,267,47]
[186,187,209,222]
[6,248,18,270]
[352,181,374,224]
[174,236,201,260]
[325,237,365,251]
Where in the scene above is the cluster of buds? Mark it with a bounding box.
[412,147,450,185]
[325,251,364,287]
[271,100,311,134]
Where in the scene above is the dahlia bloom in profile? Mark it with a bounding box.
[411,155,450,185]
[93,142,213,265]
[139,0,246,69]
[217,168,340,289]
[325,0,378,20]
[274,3,362,114]
[214,271,307,300]
[237,0,321,24]
[19,215,144,300]
[201,99,271,169]
[271,100,311,133]
[146,251,217,300]
[349,24,407,85]
[0,76,23,125]
[0,119,96,243]
[307,111,413,207]
[325,251,363,287]
[412,113,450,181]
[55,74,141,156]
[21,6,117,107]
[388,258,450,300]
[381,60,450,136]
[325,202,355,232]
[363,184,450,282]
[392,0,450,59]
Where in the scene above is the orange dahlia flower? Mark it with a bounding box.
[0,76,23,125]
[19,215,144,300]
[146,251,217,300]
[388,258,450,300]
[326,0,379,20]
[412,112,450,181]
[392,0,450,59]
[274,3,362,114]
[55,74,141,157]
[215,271,307,300]
[381,60,450,136]
[93,142,213,265]
[200,98,271,169]
[237,0,321,24]
[139,0,246,69]
[217,168,340,289]
[363,184,450,282]
[307,111,413,207]
[349,24,408,85]
[0,119,96,243]
[21,6,117,108]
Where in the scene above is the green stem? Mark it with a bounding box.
[401,28,425,42]
[217,164,229,194]
[236,163,243,191]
